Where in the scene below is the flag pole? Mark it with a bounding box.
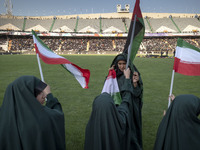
[36,53,44,82]
[168,69,175,107]
[126,14,137,69]
[36,53,47,101]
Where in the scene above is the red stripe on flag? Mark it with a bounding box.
[173,57,200,76]
[34,43,70,64]
[132,0,142,21]
[35,43,39,54]
[71,63,90,89]
[106,69,117,80]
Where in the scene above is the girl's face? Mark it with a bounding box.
[36,91,46,104]
[117,60,126,72]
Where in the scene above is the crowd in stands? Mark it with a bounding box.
[1,36,200,55]
[10,37,33,51]
[4,37,126,52]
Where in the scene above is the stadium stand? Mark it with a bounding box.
[25,18,53,32]
[148,17,178,33]
[52,18,76,32]
[77,18,100,33]
[0,18,24,31]
[0,12,200,56]
[101,18,126,33]
[172,17,200,33]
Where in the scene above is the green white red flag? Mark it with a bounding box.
[168,38,200,107]
[173,38,200,76]
[101,69,122,105]
[32,30,90,88]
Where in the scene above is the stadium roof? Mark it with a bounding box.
[0,12,199,19]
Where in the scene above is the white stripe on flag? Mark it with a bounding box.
[176,46,200,64]
[32,31,90,88]
[101,70,122,105]
[33,35,66,60]
[63,64,87,89]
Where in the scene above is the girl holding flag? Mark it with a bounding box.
[110,53,143,149]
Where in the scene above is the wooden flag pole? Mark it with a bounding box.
[36,53,44,82]
[168,69,175,108]
[126,14,137,69]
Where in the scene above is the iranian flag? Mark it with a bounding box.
[32,30,90,88]
[101,69,122,105]
[173,38,200,76]
[123,0,145,62]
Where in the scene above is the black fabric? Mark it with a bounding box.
[110,53,127,77]
[110,53,143,149]
[111,53,143,97]
[34,80,47,97]
[110,53,142,81]
[0,76,66,150]
[123,20,144,54]
[84,79,141,150]
[122,0,145,61]
[154,94,200,150]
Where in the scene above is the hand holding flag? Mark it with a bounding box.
[168,38,200,107]
[101,0,144,104]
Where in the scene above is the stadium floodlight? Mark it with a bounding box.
[117,4,121,13]
[117,4,129,13]
[125,4,130,12]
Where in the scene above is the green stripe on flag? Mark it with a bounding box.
[32,30,53,52]
[177,38,200,52]
[61,64,72,75]
[130,22,145,61]
[112,92,122,105]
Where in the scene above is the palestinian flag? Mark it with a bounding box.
[173,38,200,76]
[101,69,122,105]
[32,30,90,88]
[123,0,145,62]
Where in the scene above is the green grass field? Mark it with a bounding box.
[0,55,200,150]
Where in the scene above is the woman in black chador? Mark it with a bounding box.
[110,53,143,148]
[154,94,200,150]
[0,75,66,150]
[84,65,143,150]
